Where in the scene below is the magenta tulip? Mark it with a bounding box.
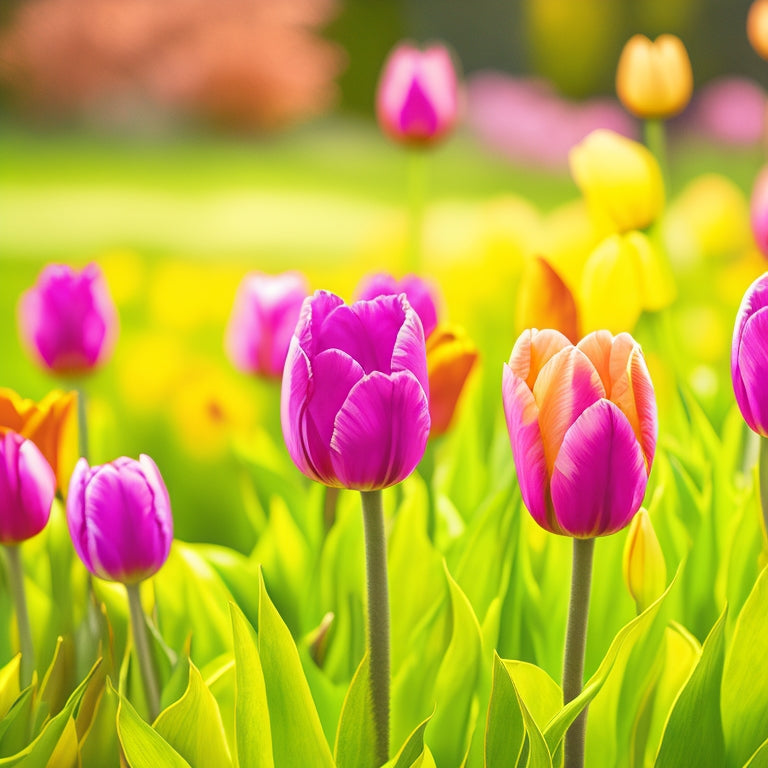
[281,290,430,490]
[66,455,173,583]
[18,263,118,375]
[503,329,657,537]
[376,42,459,146]
[751,167,768,258]
[0,432,56,544]
[732,273,768,436]
[355,272,439,338]
[225,271,309,378]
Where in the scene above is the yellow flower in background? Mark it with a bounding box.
[98,248,145,307]
[570,129,664,235]
[0,388,77,494]
[616,34,693,120]
[623,508,667,614]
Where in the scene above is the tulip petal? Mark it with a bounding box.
[736,306,768,435]
[330,370,430,490]
[576,330,615,391]
[392,297,429,396]
[17,439,55,538]
[551,400,647,537]
[281,339,319,482]
[508,328,572,388]
[295,290,344,358]
[502,364,550,531]
[67,457,92,567]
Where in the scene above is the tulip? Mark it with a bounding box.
[732,273,768,437]
[281,290,430,490]
[0,388,77,495]
[748,0,768,61]
[18,263,118,376]
[426,324,478,437]
[623,508,667,614]
[355,272,439,339]
[376,43,459,147]
[569,129,664,234]
[502,328,656,537]
[750,166,768,259]
[225,271,309,378]
[615,34,693,120]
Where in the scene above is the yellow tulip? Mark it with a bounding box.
[748,0,768,61]
[0,388,77,494]
[623,508,667,613]
[569,129,665,234]
[616,34,693,119]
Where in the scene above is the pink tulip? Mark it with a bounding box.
[376,42,459,146]
[0,432,56,544]
[281,291,430,490]
[67,455,173,583]
[225,271,309,378]
[355,272,439,338]
[751,167,768,258]
[18,263,118,375]
[503,329,657,537]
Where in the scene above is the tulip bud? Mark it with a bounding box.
[748,0,768,61]
[750,166,768,258]
[615,34,693,120]
[376,42,459,147]
[66,455,173,583]
[569,129,664,234]
[0,432,56,545]
[732,273,768,436]
[18,263,118,376]
[426,324,478,437]
[225,271,309,378]
[623,508,667,613]
[355,272,440,338]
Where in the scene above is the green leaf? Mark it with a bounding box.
[153,659,233,768]
[722,566,768,767]
[229,603,273,768]
[654,608,727,768]
[743,736,768,767]
[503,662,562,736]
[512,676,553,768]
[383,712,433,768]
[334,652,376,768]
[0,657,20,720]
[485,654,525,768]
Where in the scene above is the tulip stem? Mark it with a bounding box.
[759,437,768,542]
[406,148,428,274]
[643,118,668,187]
[563,537,595,768]
[126,582,161,722]
[4,545,35,688]
[361,489,390,765]
[75,384,89,461]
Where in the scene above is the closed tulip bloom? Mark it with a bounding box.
[570,129,664,234]
[19,263,118,375]
[750,166,768,258]
[748,0,768,61]
[225,271,309,377]
[616,34,693,120]
[623,508,667,613]
[376,42,459,146]
[426,324,478,437]
[67,455,173,583]
[356,272,439,338]
[732,273,768,436]
[281,291,430,490]
[503,328,657,537]
[0,432,56,544]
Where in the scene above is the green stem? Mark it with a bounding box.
[4,545,35,687]
[75,384,89,461]
[323,486,340,534]
[126,582,160,722]
[759,437,768,542]
[420,441,437,542]
[405,149,428,274]
[643,118,668,187]
[563,537,595,768]
[361,489,390,765]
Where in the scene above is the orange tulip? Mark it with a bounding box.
[0,388,77,494]
[748,0,768,61]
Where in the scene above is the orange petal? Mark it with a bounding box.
[508,328,572,390]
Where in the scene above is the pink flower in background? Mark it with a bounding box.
[355,272,440,338]
[18,263,118,375]
[503,329,656,537]
[67,455,173,583]
[376,43,459,146]
[0,432,56,544]
[751,166,768,258]
[226,271,309,378]
[281,291,430,490]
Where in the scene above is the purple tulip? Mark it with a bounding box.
[376,42,459,146]
[355,272,439,339]
[18,263,118,375]
[732,273,768,436]
[751,167,768,258]
[281,291,430,490]
[225,271,309,378]
[0,432,56,544]
[66,455,173,583]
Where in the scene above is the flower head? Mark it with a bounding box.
[503,329,657,537]
[66,455,173,583]
[281,291,430,490]
[18,263,118,375]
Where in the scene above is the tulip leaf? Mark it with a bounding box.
[334,652,376,768]
[42,716,78,768]
[743,736,768,767]
[79,676,120,768]
[153,659,233,768]
[0,688,34,756]
[722,566,768,768]
[229,603,273,768]
[485,654,525,768]
[654,608,727,768]
[0,656,20,721]
[383,711,433,768]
